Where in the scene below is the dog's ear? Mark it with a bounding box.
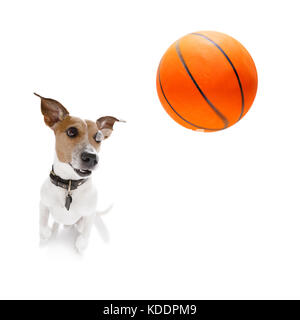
[96,116,124,139]
[34,93,69,128]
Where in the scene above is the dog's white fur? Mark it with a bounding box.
[40,153,98,253]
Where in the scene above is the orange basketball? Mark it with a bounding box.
[156,31,258,132]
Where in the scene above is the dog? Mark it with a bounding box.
[36,93,123,252]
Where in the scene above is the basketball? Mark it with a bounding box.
[156,31,258,132]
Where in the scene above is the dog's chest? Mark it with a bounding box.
[41,178,97,225]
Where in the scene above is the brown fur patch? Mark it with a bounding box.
[54,116,88,163]
[86,120,101,151]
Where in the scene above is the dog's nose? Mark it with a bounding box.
[81,152,99,167]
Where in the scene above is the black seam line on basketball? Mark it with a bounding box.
[191,33,245,120]
[158,64,221,131]
[175,40,229,129]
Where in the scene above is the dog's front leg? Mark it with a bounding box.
[75,215,94,253]
[39,201,52,240]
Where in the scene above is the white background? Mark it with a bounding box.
[0,0,299,299]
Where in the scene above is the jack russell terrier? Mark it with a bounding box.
[36,93,123,252]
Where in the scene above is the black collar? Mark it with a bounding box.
[49,167,87,191]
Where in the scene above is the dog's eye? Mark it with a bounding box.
[94,131,103,143]
[66,127,78,138]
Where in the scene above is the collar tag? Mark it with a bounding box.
[49,166,88,212]
[65,194,72,211]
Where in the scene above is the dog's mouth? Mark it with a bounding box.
[69,164,92,177]
[74,168,92,177]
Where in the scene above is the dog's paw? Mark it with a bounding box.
[40,226,52,241]
[75,235,88,253]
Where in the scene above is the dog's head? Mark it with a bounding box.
[36,93,122,178]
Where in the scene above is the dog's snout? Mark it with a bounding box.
[81,152,99,167]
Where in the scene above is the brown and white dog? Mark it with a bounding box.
[36,93,123,252]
